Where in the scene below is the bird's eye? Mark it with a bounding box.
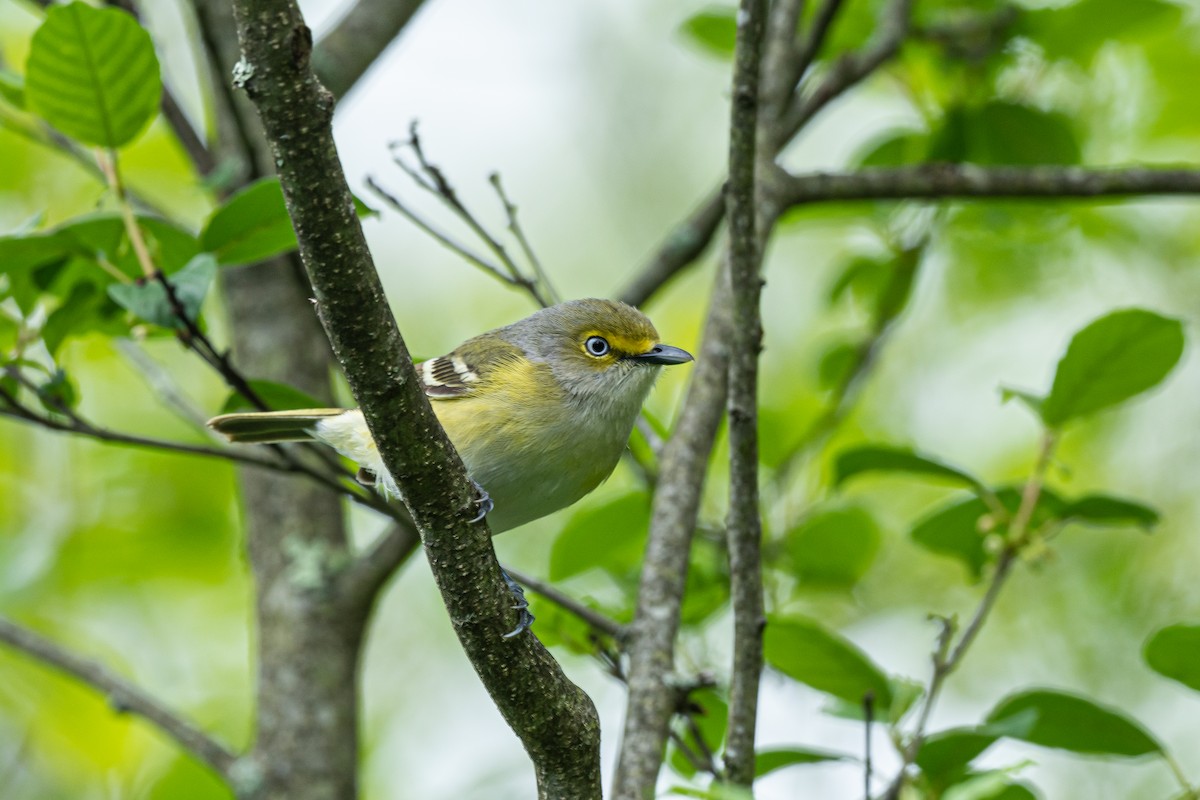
[584,336,610,357]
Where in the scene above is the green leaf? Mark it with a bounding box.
[817,341,859,389]
[944,772,1040,800]
[549,492,650,580]
[669,688,727,779]
[1019,0,1183,67]
[999,385,1045,417]
[1062,495,1159,530]
[930,102,1080,166]
[25,2,162,148]
[200,178,298,267]
[1143,625,1200,693]
[917,712,1039,782]
[910,488,1065,580]
[854,131,929,168]
[986,689,1163,757]
[36,368,78,413]
[786,506,880,588]
[834,445,985,492]
[679,8,737,57]
[828,255,891,305]
[764,616,893,710]
[1041,309,1185,428]
[0,214,199,294]
[754,747,847,777]
[220,380,324,414]
[107,254,216,330]
[200,178,373,267]
[0,69,25,109]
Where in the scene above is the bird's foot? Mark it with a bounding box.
[470,480,493,523]
[500,568,535,639]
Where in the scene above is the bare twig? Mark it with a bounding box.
[489,172,558,305]
[366,176,532,295]
[781,0,914,136]
[770,163,1200,210]
[311,0,429,101]
[0,615,239,779]
[886,431,1058,798]
[504,568,626,641]
[613,275,734,799]
[387,126,552,306]
[722,0,769,786]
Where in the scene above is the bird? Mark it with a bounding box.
[208,298,693,534]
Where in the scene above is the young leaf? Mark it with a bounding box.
[1143,624,1200,693]
[0,69,25,109]
[985,689,1163,757]
[548,492,650,580]
[25,2,162,148]
[929,102,1081,166]
[220,380,324,414]
[916,712,1038,783]
[200,178,300,267]
[834,445,985,492]
[1040,309,1185,428]
[679,8,737,58]
[785,506,880,588]
[764,616,894,710]
[754,747,846,777]
[201,178,374,267]
[911,489,1065,580]
[107,255,216,330]
[1062,495,1159,530]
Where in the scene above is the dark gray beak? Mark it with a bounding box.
[628,343,694,366]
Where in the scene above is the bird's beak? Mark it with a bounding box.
[628,343,694,366]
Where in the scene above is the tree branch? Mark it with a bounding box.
[229,3,601,797]
[0,615,238,781]
[769,163,1200,210]
[721,0,768,786]
[311,0,428,101]
[613,277,734,799]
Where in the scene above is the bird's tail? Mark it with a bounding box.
[207,408,348,443]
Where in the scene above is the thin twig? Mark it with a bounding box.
[489,172,558,306]
[503,568,626,641]
[388,124,551,306]
[886,431,1058,798]
[0,615,239,779]
[365,177,524,290]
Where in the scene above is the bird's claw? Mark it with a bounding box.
[469,479,493,523]
[500,568,535,639]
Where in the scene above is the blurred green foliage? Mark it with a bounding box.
[2,0,1200,798]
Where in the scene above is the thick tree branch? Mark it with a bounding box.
[229,3,600,797]
[0,616,238,781]
[614,278,734,799]
[722,0,768,786]
[769,163,1200,210]
[311,0,428,101]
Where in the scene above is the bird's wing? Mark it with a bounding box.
[417,335,523,399]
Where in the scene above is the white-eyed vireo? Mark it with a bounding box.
[208,298,692,532]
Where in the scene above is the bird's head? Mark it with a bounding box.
[502,298,693,415]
